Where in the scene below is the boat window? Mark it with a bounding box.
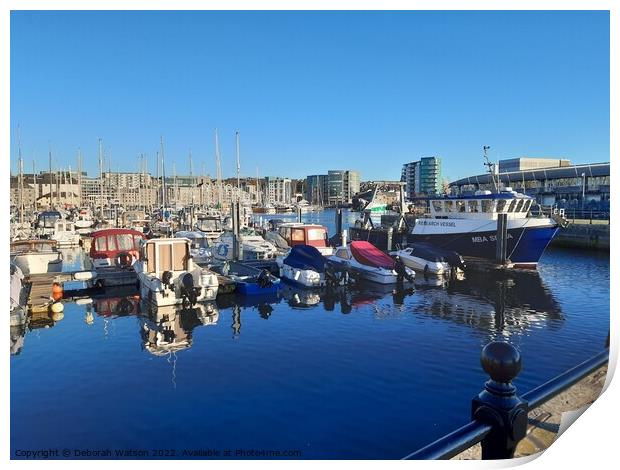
[444,201,454,212]
[107,236,117,252]
[291,229,305,242]
[515,200,524,212]
[336,249,350,260]
[279,227,291,241]
[456,200,466,213]
[307,228,327,241]
[432,201,443,212]
[496,200,507,212]
[116,234,135,251]
[95,236,107,251]
[507,199,516,212]
[522,200,531,213]
[468,200,479,213]
[481,200,494,213]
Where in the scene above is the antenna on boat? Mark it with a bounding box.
[482,145,499,193]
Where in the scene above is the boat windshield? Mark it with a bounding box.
[197,218,221,231]
[307,228,328,242]
[189,237,209,250]
[39,213,61,228]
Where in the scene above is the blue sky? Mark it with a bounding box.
[10,10,609,182]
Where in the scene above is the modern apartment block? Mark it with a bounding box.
[305,170,360,206]
[265,176,292,204]
[401,156,442,199]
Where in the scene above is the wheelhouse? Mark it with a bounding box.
[427,191,534,220]
[277,223,329,249]
[11,239,59,254]
[36,211,62,229]
[196,216,223,233]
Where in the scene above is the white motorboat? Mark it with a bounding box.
[174,230,212,266]
[74,209,95,229]
[328,239,414,285]
[214,230,280,261]
[277,245,327,288]
[51,219,81,247]
[135,238,219,307]
[195,214,224,242]
[10,239,63,275]
[392,243,466,275]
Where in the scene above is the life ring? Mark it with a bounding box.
[115,252,135,268]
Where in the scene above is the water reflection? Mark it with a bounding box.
[10,264,563,354]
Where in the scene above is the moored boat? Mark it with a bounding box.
[278,245,327,288]
[393,243,466,275]
[328,240,415,285]
[134,237,219,307]
[211,261,280,295]
[10,239,63,275]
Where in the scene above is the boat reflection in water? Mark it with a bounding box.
[412,268,563,339]
[139,301,219,356]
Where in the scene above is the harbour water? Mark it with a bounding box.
[10,210,609,459]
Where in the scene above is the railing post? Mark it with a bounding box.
[471,342,528,459]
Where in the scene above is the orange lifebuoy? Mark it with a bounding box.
[51,282,63,301]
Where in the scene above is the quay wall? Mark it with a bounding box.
[551,223,610,251]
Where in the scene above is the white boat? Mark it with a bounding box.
[51,219,81,247]
[74,209,95,229]
[174,230,212,266]
[10,239,63,275]
[135,238,219,307]
[214,230,280,261]
[328,239,414,285]
[35,210,62,238]
[277,245,327,288]
[392,243,466,275]
[195,214,224,242]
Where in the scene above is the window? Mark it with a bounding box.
[507,200,516,213]
[95,236,107,251]
[481,200,494,213]
[444,201,454,212]
[307,228,327,241]
[116,234,135,251]
[515,200,524,212]
[496,200,506,212]
[107,236,117,252]
[291,229,305,242]
[456,201,466,213]
[522,200,531,213]
[432,201,443,212]
[468,200,479,213]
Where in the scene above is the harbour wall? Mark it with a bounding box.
[551,223,610,251]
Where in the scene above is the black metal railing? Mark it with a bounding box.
[404,339,609,460]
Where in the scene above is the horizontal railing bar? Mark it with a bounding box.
[402,420,492,460]
[522,350,608,409]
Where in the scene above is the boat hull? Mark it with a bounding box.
[12,252,63,276]
[408,225,559,266]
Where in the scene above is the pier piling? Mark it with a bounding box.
[495,214,508,264]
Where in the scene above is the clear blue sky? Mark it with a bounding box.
[10,10,609,183]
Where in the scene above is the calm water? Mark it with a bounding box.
[10,210,610,459]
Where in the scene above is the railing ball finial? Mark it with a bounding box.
[480,341,522,384]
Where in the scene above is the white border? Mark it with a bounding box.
[1,2,616,469]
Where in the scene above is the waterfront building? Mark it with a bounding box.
[265,176,292,204]
[305,170,360,206]
[498,157,571,173]
[450,161,610,211]
[401,156,442,200]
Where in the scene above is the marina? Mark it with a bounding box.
[9,207,610,459]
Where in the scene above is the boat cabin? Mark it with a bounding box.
[89,228,145,268]
[174,231,210,251]
[36,211,62,232]
[196,215,223,234]
[276,223,330,249]
[427,190,534,220]
[11,239,59,254]
[140,238,193,276]
[54,219,76,234]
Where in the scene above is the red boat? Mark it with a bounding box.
[89,228,146,270]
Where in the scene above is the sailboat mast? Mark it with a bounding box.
[160,136,167,210]
[235,130,241,202]
[48,142,53,209]
[77,148,83,208]
[98,138,104,218]
[17,126,24,223]
[214,129,223,208]
[189,150,194,205]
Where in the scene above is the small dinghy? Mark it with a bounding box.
[278,245,327,288]
[212,261,280,295]
[393,243,466,275]
[328,240,415,285]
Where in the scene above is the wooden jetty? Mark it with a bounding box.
[26,273,74,313]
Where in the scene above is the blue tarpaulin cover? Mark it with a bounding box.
[283,245,326,273]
